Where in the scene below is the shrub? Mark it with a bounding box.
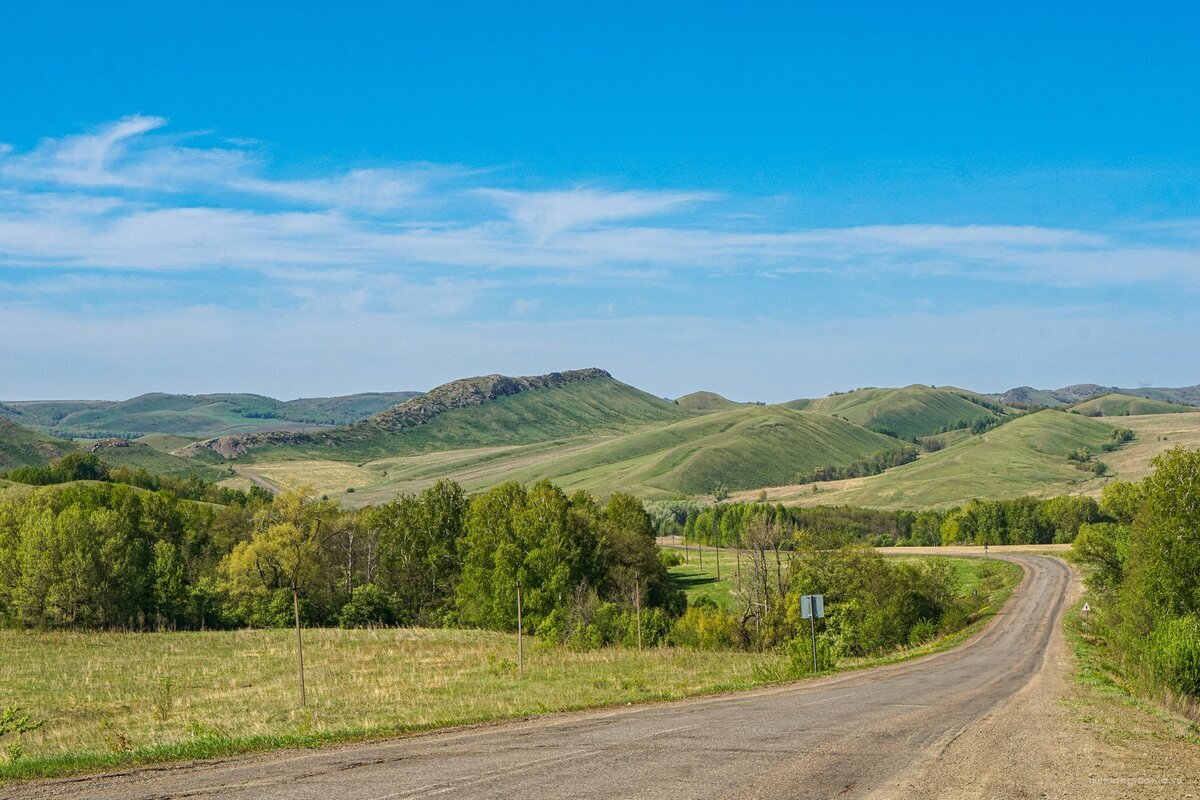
[1147,616,1200,697]
[669,605,739,649]
[338,585,397,628]
[786,635,837,674]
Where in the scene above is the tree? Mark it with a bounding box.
[223,489,339,705]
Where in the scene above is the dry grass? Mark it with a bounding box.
[0,627,774,778]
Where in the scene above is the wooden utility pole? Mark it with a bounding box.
[715,522,721,581]
[516,582,524,675]
[635,575,642,652]
[293,588,306,706]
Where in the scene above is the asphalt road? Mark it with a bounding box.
[7,555,1070,800]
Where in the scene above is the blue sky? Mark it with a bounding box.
[1,2,1198,401]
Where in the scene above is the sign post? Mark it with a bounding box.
[1082,602,1090,631]
[800,594,825,672]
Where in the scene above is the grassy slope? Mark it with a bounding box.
[0,418,75,469]
[499,406,901,497]
[764,411,1121,509]
[248,406,902,503]
[674,391,742,412]
[801,385,1002,439]
[87,442,224,480]
[1070,392,1197,417]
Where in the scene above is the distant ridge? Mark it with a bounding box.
[998,383,1200,408]
[0,390,421,439]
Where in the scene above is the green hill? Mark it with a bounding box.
[185,369,695,462]
[499,406,903,497]
[674,391,742,412]
[783,410,1121,509]
[801,385,1004,439]
[0,418,75,469]
[81,440,224,480]
[0,391,420,439]
[1070,393,1197,417]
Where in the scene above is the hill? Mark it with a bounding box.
[0,418,75,469]
[499,405,902,497]
[800,385,1004,439]
[0,391,421,439]
[239,404,906,504]
[746,410,1123,509]
[184,369,695,461]
[673,391,742,412]
[1070,393,1197,417]
[81,439,224,480]
[999,383,1200,408]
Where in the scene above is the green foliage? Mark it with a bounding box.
[669,601,740,649]
[797,445,918,484]
[788,547,956,657]
[337,585,397,628]
[455,482,681,639]
[1073,446,1200,704]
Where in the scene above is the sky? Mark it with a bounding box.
[1,1,1198,402]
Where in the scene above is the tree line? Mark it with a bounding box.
[0,469,682,647]
[651,494,1102,549]
[1072,447,1200,703]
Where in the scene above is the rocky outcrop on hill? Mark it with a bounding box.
[366,368,611,431]
[180,368,613,459]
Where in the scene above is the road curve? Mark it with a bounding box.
[8,555,1070,800]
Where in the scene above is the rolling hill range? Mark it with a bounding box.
[1069,393,1197,417]
[734,410,1130,509]
[237,405,905,504]
[0,391,420,439]
[998,383,1200,408]
[785,385,1005,439]
[9,368,1199,510]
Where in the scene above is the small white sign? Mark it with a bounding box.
[1082,603,1091,613]
[800,594,825,619]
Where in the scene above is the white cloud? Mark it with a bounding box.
[1,116,1199,297]
[478,187,715,243]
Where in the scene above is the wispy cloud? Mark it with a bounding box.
[2,116,1199,290]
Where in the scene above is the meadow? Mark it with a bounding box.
[0,553,1020,782]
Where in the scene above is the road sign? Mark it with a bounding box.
[800,594,825,619]
[1082,603,1091,613]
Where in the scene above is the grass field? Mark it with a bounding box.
[0,627,776,781]
[0,552,1021,782]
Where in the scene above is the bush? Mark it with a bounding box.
[659,549,683,568]
[669,605,739,649]
[1147,616,1200,697]
[786,635,837,674]
[338,585,397,628]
